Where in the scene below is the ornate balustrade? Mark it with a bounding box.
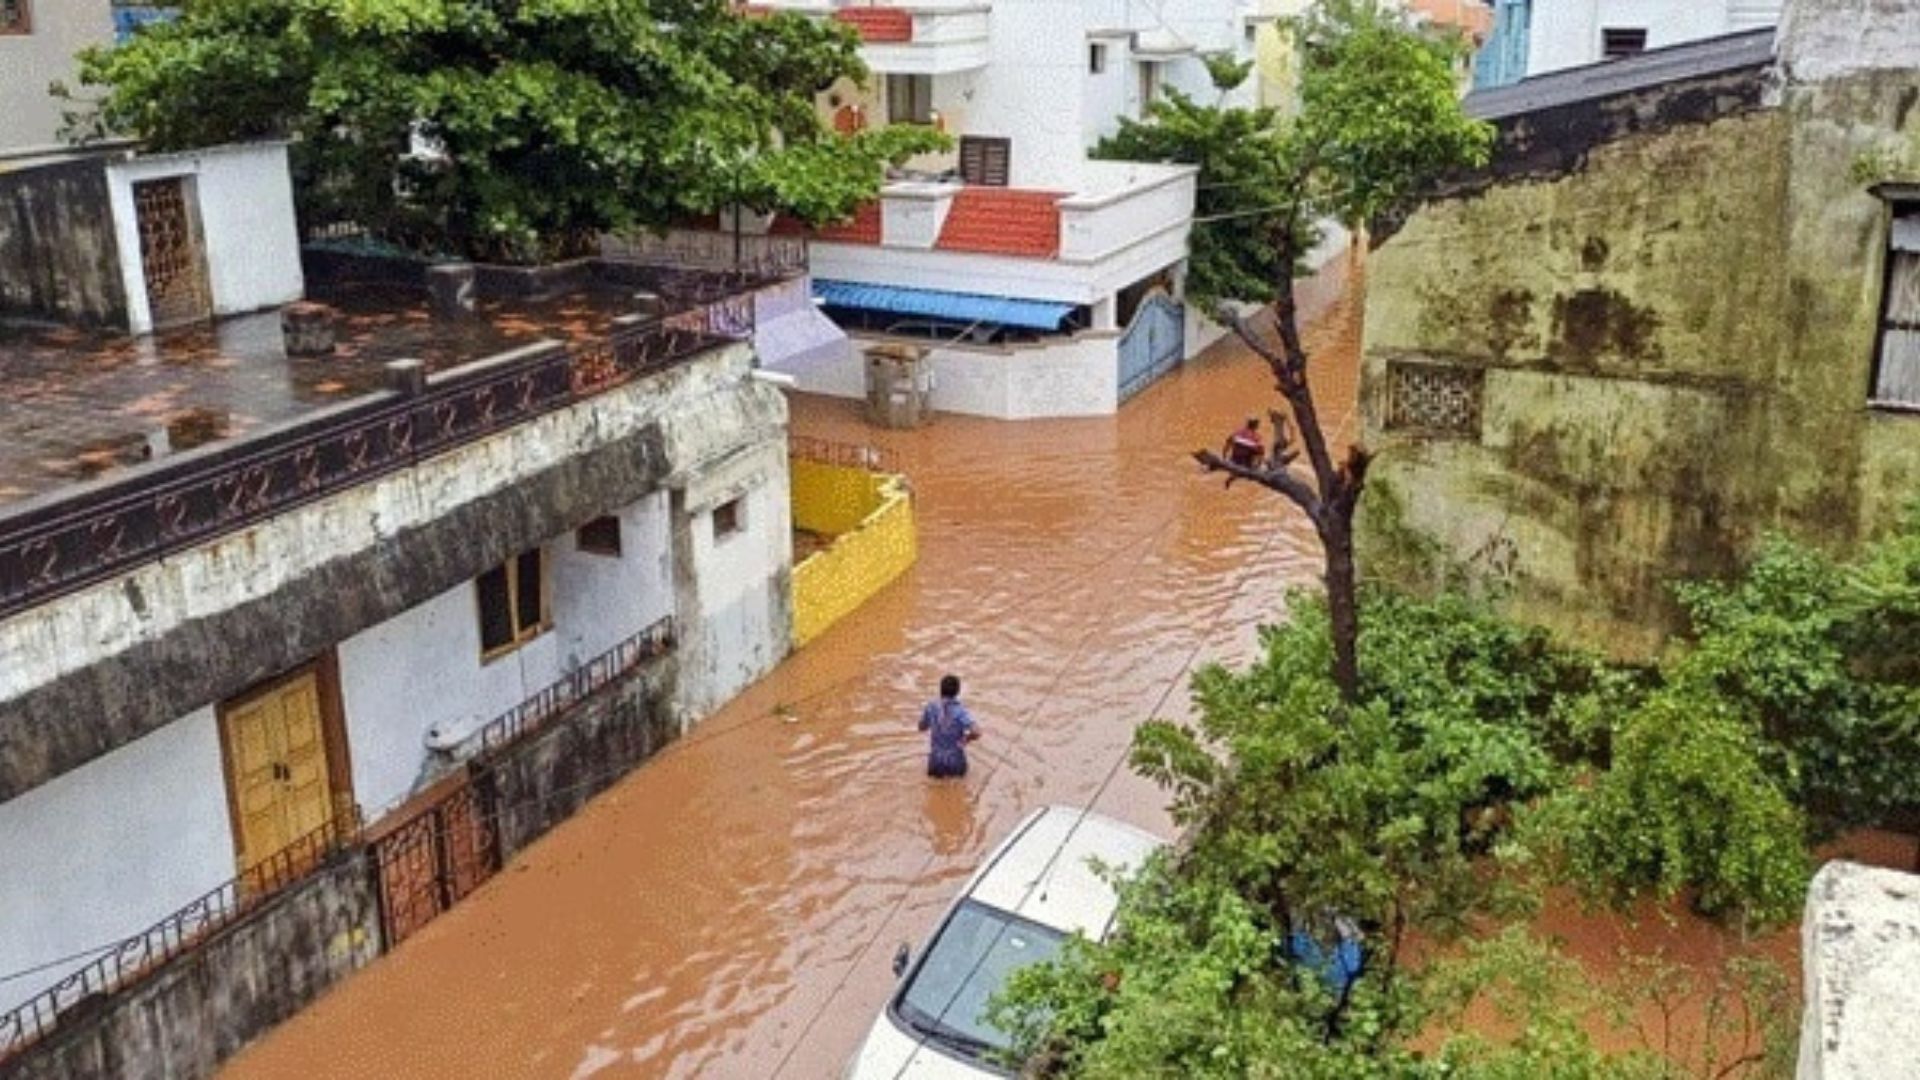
[0,294,755,622]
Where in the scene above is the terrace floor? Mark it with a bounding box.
[0,283,657,507]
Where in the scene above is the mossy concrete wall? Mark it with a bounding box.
[1360,47,1920,656]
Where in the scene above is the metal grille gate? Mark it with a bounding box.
[371,776,500,947]
[1117,293,1186,403]
[133,177,211,327]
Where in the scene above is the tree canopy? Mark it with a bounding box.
[1094,0,1490,310]
[65,0,945,262]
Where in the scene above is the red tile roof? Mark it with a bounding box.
[936,188,1063,258]
[833,7,913,43]
[773,201,883,245]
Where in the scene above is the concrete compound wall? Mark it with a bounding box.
[7,850,382,1080]
[103,143,305,333]
[1797,861,1920,1080]
[1357,26,1920,655]
[790,462,917,648]
[0,155,128,325]
[488,660,680,858]
[0,708,232,1019]
[785,329,1121,420]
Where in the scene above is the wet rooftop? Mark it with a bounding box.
[0,279,678,506]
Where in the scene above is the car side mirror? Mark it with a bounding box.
[891,942,911,978]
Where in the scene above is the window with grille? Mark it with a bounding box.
[1,0,29,34]
[887,74,934,125]
[1873,201,1920,409]
[1601,27,1647,60]
[958,136,1011,187]
[1385,361,1485,439]
[477,548,549,659]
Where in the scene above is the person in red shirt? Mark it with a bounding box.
[1222,417,1264,487]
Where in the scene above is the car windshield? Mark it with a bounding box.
[895,900,1068,1059]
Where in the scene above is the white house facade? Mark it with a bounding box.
[0,147,797,1074]
[741,0,1276,418]
[1524,0,1781,77]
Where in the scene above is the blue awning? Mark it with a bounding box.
[812,279,1076,332]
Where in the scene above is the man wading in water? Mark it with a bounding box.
[919,674,980,779]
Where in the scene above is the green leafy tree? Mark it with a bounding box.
[63,0,945,262]
[1668,518,1920,833]
[1122,0,1492,702]
[989,590,1807,1077]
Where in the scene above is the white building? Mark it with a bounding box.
[1525,0,1780,77]
[745,0,1278,418]
[0,146,795,1070]
[0,2,177,158]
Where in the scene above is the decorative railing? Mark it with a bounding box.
[600,228,808,278]
[0,616,683,1062]
[788,435,900,475]
[478,616,677,754]
[0,295,754,623]
[0,817,350,1061]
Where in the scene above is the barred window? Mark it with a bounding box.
[1873,201,1920,409]
[1385,361,1485,439]
[1,0,30,34]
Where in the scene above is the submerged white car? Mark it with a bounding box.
[844,806,1168,1078]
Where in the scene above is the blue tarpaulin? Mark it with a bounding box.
[812,279,1075,332]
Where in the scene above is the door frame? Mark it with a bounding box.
[214,649,357,873]
[130,172,214,329]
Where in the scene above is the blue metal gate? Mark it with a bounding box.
[1116,293,1186,403]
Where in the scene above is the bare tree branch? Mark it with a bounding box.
[1193,450,1323,515]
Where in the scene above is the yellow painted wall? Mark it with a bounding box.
[791,461,918,648]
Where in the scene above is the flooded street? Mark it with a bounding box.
[218,262,1359,1080]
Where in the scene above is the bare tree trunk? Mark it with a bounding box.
[1193,229,1371,704]
[1322,512,1361,702]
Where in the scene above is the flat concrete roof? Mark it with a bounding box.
[1465,27,1777,121]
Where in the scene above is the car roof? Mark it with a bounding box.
[965,806,1167,938]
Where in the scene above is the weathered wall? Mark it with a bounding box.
[7,851,381,1080]
[336,490,676,819]
[488,660,679,858]
[791,464,917,648]
[0,707,231,1019]
[0,157,128,325]
[669,435,793,720]
[1361,104,1792,651]
[104,143,306,333]
[1796,860,1920,1080]
[1359,37,1920,653]
[0,343,777,802]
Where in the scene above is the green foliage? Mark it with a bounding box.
[65,0,945,262]
[994,590,1605,1077]
[1091,0,1490,308]
[1536,689,1811,928]
[992,568,1853,1076]
[1668,519,1920,831]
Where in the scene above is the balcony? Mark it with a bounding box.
[745,2,991,74]
[784,162,1198,306]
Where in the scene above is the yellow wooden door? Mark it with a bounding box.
[224,672,335,876]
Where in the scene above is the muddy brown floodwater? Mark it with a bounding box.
[218,253,1903,1080]
[215,255,1352,1080]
